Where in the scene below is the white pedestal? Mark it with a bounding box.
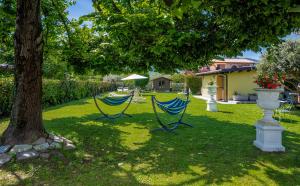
[253,123,285,152]
[206,86,218,112]
[207,100,218,112]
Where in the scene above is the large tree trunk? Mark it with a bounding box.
[1,0,46,145]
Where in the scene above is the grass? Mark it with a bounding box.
[0,93,300,186]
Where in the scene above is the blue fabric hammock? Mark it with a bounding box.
[151,94,193,132]
[99,95,131,106]
[93,92,134,120]
[155,98,190,115]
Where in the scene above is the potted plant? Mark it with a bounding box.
[232,91,239,101]
[248,93,258,101]
[254,74,284,114]
[207,80,216,95]
[253,73,285,152]
[232,91,248,101]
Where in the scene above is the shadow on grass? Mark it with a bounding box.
[273,117,299,124]
[2,110,300,185]
[43,99,90,112]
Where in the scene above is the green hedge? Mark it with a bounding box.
[0,78,14,117]
[0,78,114,118]
[185,75,202,94]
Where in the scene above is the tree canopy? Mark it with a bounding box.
[0,0,15,64]
[90,0,300,73]
[257,40,300,92]
[1,0,300,75]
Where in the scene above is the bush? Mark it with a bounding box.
[171,74,185,83]
[135,74,149,89]
[171,83,185,92]
[0,78,115,118]
[0,78,14,117]
[185,75,202,94]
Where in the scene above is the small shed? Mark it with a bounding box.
[151,77,172,92]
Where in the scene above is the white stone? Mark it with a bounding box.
[16,150,39,161]
[62,138,73,144]
[254,124,285,152]
[0,154,11,166]
[33,143,50,152]
[46,138,53,144]
[207,100,218,112]
[207,86,218,112]
[49,134,63,142]
[10,144,32,154]
[64,143,76,150]
[32,137,47,145]
[48,133,55,139]
[40,153,50,159]
[0,145,11,154]
[49,142,62,149]
[53,136,64,143]
[254,88,285,152]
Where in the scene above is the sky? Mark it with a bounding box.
[67,0,300,60]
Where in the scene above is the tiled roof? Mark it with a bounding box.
[196,66,256,76]
[212,58,258,63]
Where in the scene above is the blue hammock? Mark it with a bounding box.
[93,92,134,120]
[151,93,193,132]
[99,95,131,106]
[155,98,190,115]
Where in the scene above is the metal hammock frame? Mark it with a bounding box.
[93,91,134,120]
[151,93,193,132]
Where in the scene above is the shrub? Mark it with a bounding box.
[135,74,149,89]
[0,78,115,118]
[0,78,14,116]
[185,75,202,94]
[171,83,185,92]
[171,74,185,83]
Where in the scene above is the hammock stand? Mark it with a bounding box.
[93,91,134,120]
[151,93,193,132]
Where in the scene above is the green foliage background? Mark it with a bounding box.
[257,40,300,91]
[0,78,115,118]
[185,75,202,94]
[171,74,185,83]
[1,0,300,77]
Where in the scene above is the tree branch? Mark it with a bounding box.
[50,0,73,48]
[0,64,15,71]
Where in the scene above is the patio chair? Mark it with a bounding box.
[117,87,123,92]
[274,94,295,122]
[93,91,134,120]
[123,87,129,92]
[151,93,192,132]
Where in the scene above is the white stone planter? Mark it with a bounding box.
[207,86,218,112]
[253,88,285,152]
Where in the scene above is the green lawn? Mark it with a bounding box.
[0,93,300,186]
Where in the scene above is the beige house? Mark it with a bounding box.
[197,58,258,102]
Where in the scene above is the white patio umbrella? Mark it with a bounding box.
[121,74,148,103]
[121,74,148,81]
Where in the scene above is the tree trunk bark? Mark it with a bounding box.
[1,0,46,145]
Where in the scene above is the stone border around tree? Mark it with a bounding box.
[0,134,76,167]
